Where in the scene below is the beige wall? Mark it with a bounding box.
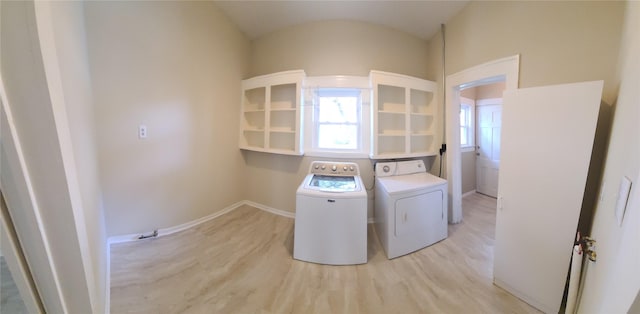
[436,1,624,104]
[84,1,250,236]
[579,2,639,312]
[245,20,432,215]
[461,151,476,194]
[476,82,505,100]
[250,20,429,78]
[427,1,624,201]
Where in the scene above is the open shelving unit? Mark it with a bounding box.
[239,70,305,155]
[370,70,437,159]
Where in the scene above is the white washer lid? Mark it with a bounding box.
[377,172,447,195]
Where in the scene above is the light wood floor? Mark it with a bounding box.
[110,193,540,313]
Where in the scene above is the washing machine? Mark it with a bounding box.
[294,161,367,265]
[375,160,448,259]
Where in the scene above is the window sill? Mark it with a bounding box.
[304,150,370,159]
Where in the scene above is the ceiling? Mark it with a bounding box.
[214,1,469,40]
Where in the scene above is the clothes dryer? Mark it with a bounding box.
[375,160,447,259]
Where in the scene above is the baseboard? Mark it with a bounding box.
[494,278,551,313]
[104,241,110,314]
[462,190,477,198]
[244,200,295,219]
[107,201,246,244]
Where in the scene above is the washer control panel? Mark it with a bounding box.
[376,160,426,177]
[309,161,359,176]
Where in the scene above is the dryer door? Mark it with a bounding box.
[394,190,444,237]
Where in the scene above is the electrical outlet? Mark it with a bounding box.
[139,125,147,139]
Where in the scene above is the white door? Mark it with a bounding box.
[476,104,502,197]
[493,81,603,313]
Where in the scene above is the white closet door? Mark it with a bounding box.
[493,81,603,313]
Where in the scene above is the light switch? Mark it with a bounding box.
[139,125,147,139]
[615,176,632,226]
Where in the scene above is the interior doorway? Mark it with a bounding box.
[444,55,519,223]
[459,83,505,198]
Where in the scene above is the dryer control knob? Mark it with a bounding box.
[314,165,320,169]
[331,165,337,171]
[343,166,348,171]
[321,165,326,170]
[350,166,355,171]
[383,165,390,173]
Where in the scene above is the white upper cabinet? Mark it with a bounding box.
[239,70,305,155]
[370,71,437,159]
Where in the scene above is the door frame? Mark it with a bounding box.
[445,55,519,223]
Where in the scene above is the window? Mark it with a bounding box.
[460,97,475,151]
[316,89,360,150]
[303,76,370,157]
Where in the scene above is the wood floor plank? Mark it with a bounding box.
[110,194,540,313]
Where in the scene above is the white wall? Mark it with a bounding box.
[579,2,640,312]
[84,1,250,236]
[244,20,432,216]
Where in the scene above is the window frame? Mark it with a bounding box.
[303,76,371,158]
[460,97,475,152]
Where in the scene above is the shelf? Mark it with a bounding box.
[240,70,304,155]
[379,110,406,115]
[378,102,406,113]
[378,130,405,136]
[410,132,434,136]
[269,128,295,133]
[371,71,437,158]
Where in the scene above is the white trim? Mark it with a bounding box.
[106,199,381,245]
[244,201,296,219]
[0,198,44,314]
[34,3,102,312]
[462,190,477,198]
[107,201,246,244]
[303,151,370,159]
[304,75,370,89]
[445,55,520,224]
[0,60,68,313]
[494,278,555,314]
[303,77,372,158]
[460,97,475,150]
[104,241,110,314]
[476,97,503,106]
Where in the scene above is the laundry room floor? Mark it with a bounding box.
[109,193,540,313]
